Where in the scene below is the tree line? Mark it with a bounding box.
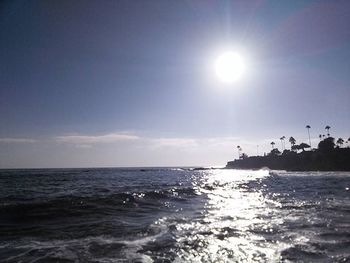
[236,125,350,159]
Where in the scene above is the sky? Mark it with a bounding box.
[1,0,350,168]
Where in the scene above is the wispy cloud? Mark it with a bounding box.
[151,138,198,148]
[0,138,37,143]
[55,132,139,146]
[149,136,242,150]
[54,132,242,152]
[205,137,240,147]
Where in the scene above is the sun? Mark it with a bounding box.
[214,52,246,83]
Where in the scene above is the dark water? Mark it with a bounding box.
[0,168,349,262]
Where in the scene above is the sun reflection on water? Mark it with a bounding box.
[174,169,289,262]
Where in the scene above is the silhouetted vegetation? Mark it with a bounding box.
[226,131,350,171]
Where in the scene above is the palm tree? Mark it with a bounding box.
[319,134,322,141]
[289,136,296,149]
[306,125,311,148]
[237,145,242,159]
[336,138,344,148]
[325,125,331,137]
[280,136,286,151]
[271,141,275,149]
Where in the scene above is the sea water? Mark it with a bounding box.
[0,168,349,262]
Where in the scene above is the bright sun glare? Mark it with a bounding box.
[214,52,246,83]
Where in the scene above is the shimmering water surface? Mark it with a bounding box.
[0,168,349,262]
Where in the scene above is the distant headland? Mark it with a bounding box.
[226,126,350,171]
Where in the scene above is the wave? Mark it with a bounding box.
[0,187,200,225]
[0,216,176,262]
[1,169,350,262]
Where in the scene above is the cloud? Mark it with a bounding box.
[151,138,198,148]
[0,138,37,143]
[205,137,240,147]
[149,136,243,150]
[54,132,241,153]
[55,132,139,146]
[53,132,256,159]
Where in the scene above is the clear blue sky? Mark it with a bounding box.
[1,0,350,168]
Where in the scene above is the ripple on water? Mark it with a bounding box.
[0,168,350,262]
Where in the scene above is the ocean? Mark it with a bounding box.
[0,168,349,262]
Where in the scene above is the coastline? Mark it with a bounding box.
[225,147,350,172]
